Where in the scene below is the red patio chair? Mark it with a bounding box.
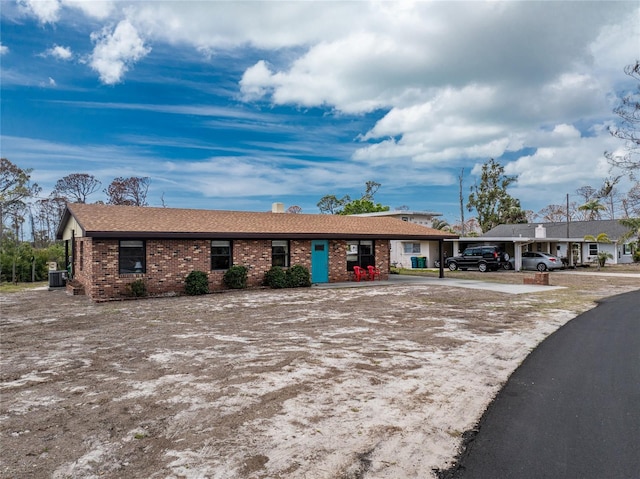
[353,266,368,282]
[367,265,381,280]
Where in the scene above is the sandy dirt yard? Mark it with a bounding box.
[1,269,639,479]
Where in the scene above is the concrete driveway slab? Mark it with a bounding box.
[314,274,566,295]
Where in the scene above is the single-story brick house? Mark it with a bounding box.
[57,203,457,301]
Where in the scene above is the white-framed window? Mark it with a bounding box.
[623,243,633,255]
[588,243,598,257]
[403,243,421,254]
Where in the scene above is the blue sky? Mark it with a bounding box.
[1,1,638,223]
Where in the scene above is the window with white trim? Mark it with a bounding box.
[403,242,421,254]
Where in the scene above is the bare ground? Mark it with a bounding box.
[1,268,639,479]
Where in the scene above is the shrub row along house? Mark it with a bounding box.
[57,202,457,301]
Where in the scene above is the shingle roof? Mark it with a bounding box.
[482,220,635,241]
[58,203,458,240]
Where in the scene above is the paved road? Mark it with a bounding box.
[448,289,640,479]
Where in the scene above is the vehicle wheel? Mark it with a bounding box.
[503,262,512,270]
[478,262,488,273]
[537,263,547,272]
[448,262,458,271]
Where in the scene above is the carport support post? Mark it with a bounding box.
[514,245,522,272]
[438,239,444,278]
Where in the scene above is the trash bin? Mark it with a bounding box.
[410,257,419,268]
[418,257,427,268]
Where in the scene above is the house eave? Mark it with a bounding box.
[84,231,456,241]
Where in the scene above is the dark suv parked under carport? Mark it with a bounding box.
[445,245,509,272]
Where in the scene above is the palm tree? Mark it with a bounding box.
[619,218,640,261]
[618,218,640,241]
[578,200,606,220]
[431,218,451,231]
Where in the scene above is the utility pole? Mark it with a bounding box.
[566,193,570,238]
[459,168,465,236]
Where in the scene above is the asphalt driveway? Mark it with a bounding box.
[447,289,640,479]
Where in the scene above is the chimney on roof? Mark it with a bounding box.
[272,202,285,213]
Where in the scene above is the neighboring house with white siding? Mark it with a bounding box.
[354,210,448,268]
[449,219,637,270]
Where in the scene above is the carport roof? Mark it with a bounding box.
[481,220,634,242]
[57,203,459,241]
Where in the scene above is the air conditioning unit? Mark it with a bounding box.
[48,271,67,288]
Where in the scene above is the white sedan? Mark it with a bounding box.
[505,252,564,272]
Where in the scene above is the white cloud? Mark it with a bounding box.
[239,61,275,102]
[89,19,151,84]
[128,1,364,50]
[353,85,515,164]
[588,7,640,85]
[63,0,114,20]
[0,43,8,55]
[18,0,114,23]
[18,0,61,24]
[45,45,73,60]
[501,124,628,208]
[233,3,630,111]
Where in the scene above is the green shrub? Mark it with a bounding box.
[128,279,147,297]
[264,266,287,288]
[223,265,248,289]
[597,251,613,267]
[286,265,311,288]
[185,270,209,295]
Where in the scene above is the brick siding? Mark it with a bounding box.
[72,238,390,301]
[523,272,550,286]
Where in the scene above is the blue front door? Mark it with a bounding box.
[311,240,329,283]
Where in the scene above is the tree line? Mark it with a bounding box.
[1,166,151,247]
[317,163,639,237]
[0,162,151,282]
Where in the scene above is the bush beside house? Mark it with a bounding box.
[185,270,209,295]
[264,265,311,289]
[223,265,249,289]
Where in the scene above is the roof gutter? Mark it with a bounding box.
[84,231,457,241]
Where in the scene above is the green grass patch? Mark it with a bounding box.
[0,281,48,293]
